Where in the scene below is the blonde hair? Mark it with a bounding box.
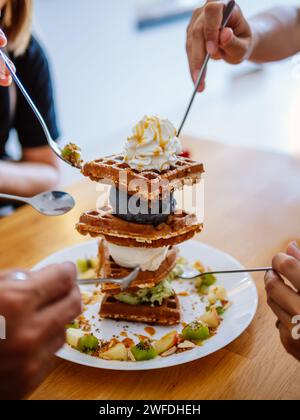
[1,0,33,56]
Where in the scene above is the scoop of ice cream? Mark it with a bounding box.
[124,116,182,172]
[109,186,176,226]
[107,242,169,272]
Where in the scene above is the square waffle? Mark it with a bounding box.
[82,154,204,200]
[98,239,177,294]
[100,294,180,326]
[76,207,203,247]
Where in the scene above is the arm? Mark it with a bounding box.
[1,37,61,197]
[0,146,59,197]
[250,7,300,63]
[186,2,300,91]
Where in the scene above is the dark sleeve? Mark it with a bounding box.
[14,36,60,149]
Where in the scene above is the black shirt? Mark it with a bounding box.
[0,36,59,158]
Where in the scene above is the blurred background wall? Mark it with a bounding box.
[24,0,300,185]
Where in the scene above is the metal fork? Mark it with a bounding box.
[177,0,236,136]
[179,266,272,280]
[0,49,78,168]
[77,266,141,291]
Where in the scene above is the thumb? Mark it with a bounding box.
[219,27,249,62]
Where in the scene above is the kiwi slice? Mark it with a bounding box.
[77,334,99,353]
[131,341,157,361]
[182,321,210,341]
[201,273,217,287]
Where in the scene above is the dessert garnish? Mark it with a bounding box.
[182,321,210,341]
[130,341,157,361]
[61,142,83,168]
[115,279,174,306]
[66,255,231,362]
[124,116,182,172]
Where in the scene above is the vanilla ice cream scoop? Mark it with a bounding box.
[124,116,182,172]
[107,243,169,272]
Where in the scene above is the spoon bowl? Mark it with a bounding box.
[30,191,76,216]
[0,191,76,216]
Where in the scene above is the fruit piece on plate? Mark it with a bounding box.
[198,284,210,295]
[193,260,205,273]
[214,285,228,301]
[202,273,217,287]
[77,257,99,279]
[66,328,86,348]
[207,285,228,305]
[79,268,97,280]
[65,319,79,330]
[77,334,99,353]
[200,307,221,328]
[77,258,89,273]
[100,342,128,361]
[153,330,178,355]
[131,341,157,361]
[182,321,210,341]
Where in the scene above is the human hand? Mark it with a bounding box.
[186,1,253,91]
[265,241,300,361]
[0,263,81,399]
[0,28,15,87]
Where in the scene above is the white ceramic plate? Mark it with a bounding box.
[34,240,258,371]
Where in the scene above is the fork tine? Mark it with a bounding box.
[120,266,140,291]
[77,266,140,287]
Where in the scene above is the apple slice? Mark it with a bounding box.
[153,330,178,355]
[66,328,86,348]
[200,307,220,328]
[100,343,128,361]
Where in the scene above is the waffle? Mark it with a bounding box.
[98,240,177,294]
[76,207,202,247]
[82,154,204,200]
[100,294,180,325]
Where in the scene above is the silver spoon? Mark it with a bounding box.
[177,0,236,136]
[77,266,141,291]
[0,49,80,168]
[0,191,75,216]
[179,266,272,280]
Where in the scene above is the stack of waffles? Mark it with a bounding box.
[76,116,204,325]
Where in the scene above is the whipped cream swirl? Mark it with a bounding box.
[124,116,182,172]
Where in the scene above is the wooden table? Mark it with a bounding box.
[1,138,300,400]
